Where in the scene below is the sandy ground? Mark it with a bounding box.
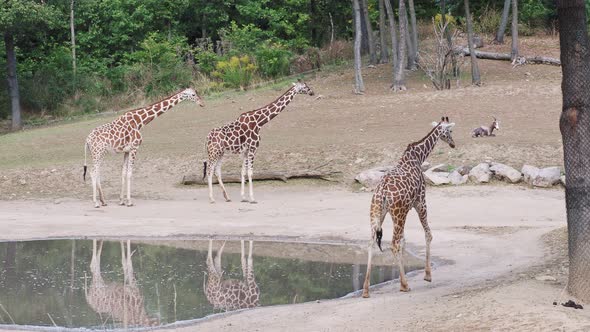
[1,185,588,331]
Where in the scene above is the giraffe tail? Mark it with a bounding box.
[376,228,383,252]
[202,161,208,180]
[83,142,88,182]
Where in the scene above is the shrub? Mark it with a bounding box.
[291,47,321,73]
[219,22,272,55]
[474,7,501,35]
[255,45,292,78]
[521,0,551,29]
[195,49,219,76]
[320,40,353,65]
[212,55,257,89]
[434,13,457,28]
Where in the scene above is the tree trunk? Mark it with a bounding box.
[361,0,377,64]
[408,0,418,67]
[511,0,519,61]
[464,0,481,85]
[458,47,561,65]
[557,0,590,304]
[70,0,76,88]
[404,11,416,70]
[441,0,458,77]
[392,0,407,91]
[4,32,21,131]
[384,0,398,67]
[378,0,388,63]
[495,0,511,44]
[353,0,365,94]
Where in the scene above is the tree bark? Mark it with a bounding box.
[511,0,519,61]
[408,0,418,67]
[392,0,407,91]
[557,0,590,303]
[4,32,21,131]
[384,0,398,68]
[70,0,76,88]
[378,0,388,63]
[495,0,511,44]
[360,0,377,64]
[458,47,561,65]
[440,0,458,77]
[464,0,481,85]
[404,11,416,70]
[353,0,365,94]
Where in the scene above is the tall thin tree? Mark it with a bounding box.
[511,0,519,61]
[353,0,365,94]
[408,0,418,68]
[70,0,77,89]
[392,0,407,91]
[495,0,511,44]
[440,0,458,77]
[378,0,388,63]
[361,0,377,64]
[464,0,481,85]
[384,0,399,67]
[557,0,590,303]
[4,32,21,130]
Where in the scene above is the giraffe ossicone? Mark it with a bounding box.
[84,88,205,208]
[362,116,456,298]
[204,81,315,204]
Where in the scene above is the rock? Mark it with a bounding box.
[354,158,364,164]
[490,163,522,183]
[561,175,566,186]
[535,275,557,282]
[355,166,393,190]
[455,165,472,176]
[522,165,540,185]
[473,35,484,48]
[533,167,561,188]
[469,163,491,183]
[428,163,451,173]
[448,170,468,185]
[421,162,431,171]
[424,170,450,186]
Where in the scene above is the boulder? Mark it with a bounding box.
[355,166,393,190]
[490,163,522,183]
[521,165,540,185]
[424,170,450,186]
[428,163,451,173]
[455,165,472,176]
[468,163,491,183]
[421,162,431,172]
[533,167,561,188]
[448,170,468,185]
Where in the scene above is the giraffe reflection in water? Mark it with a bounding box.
[85,240,158,327]
[204,240,260,311]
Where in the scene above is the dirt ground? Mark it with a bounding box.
[1,36,588,331]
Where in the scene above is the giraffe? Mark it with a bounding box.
[204,81,315,203]
[203,240,260,311]
[83,88,205,208]
[362,117,456,298]
[85,239,157,327]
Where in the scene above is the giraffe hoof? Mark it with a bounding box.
[424,275,432,282]
[101,203,108,206]
[362,291,370,298]
[119,201,126,206]
[94,205,100,208]
[400,286,411,292]
[241,199,249,203]
[249,200,258,204]
[209,200,216,204]
[225,199,232,202]
[126,203,134,207]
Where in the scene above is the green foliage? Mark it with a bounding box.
[255,45,292,78]
[212,55,257,89]
[220,22,272,55]
[434,13,457,28]
[474,6,502,35]
[195,50,219,76]
[520,0,551,28]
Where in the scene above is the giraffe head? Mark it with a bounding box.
[432,116,456,148]
[292,79,315,96]
[180,88,205,107]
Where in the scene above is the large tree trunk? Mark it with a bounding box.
[464,0,481,85]
[392,0,407,91]
[404,11,416,70]
[557,0,590,304]
[353,0,365,94]
[384,0,398,67]
[511,0,519,61]
[378,0,388,63]
[4,32,21,131]
[360,0,377,64]
[70,0,77,88]
[440,0,458,77]
[407,0,418,68]
[495,0,511,44]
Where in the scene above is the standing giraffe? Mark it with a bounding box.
[85,240,157,327]
[204,240,260,311]
[362,117,456,298]
[204,81,314,203]
[84,88,204,208]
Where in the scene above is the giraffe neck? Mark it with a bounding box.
[402,126,443,166]
[252,86,297,127]
[130,91,185,130]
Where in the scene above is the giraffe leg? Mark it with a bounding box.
[96,171,107,206]
[215,241,226,272]
[240,156,248,202]
[91,167,99,208]
[363,193,388,298]
[119,152,129,205]
[125,149,137,207]
[240,240,247,278]
[414,201,433,282]
[362,237,374,298]
[214,159,231,202]
[391,209,410,292]
[207,157,217,204]
[247,153,256,204]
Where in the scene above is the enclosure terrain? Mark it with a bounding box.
[1,37,588,331]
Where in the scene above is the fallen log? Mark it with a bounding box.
[182,169,342,185]
[457,47,561,66]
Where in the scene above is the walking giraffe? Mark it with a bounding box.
[84,88,204,208]
[204,81,314,203]
[204,240,260,311]
[362,117,456,298]
[85,240,157,327]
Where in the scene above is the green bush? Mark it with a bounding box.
[521,0,551,28]
[219,22,272,55]
[255,45,292,78]
[474,7,501,35]
[212,55,257,89]
[195,50,219,76]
